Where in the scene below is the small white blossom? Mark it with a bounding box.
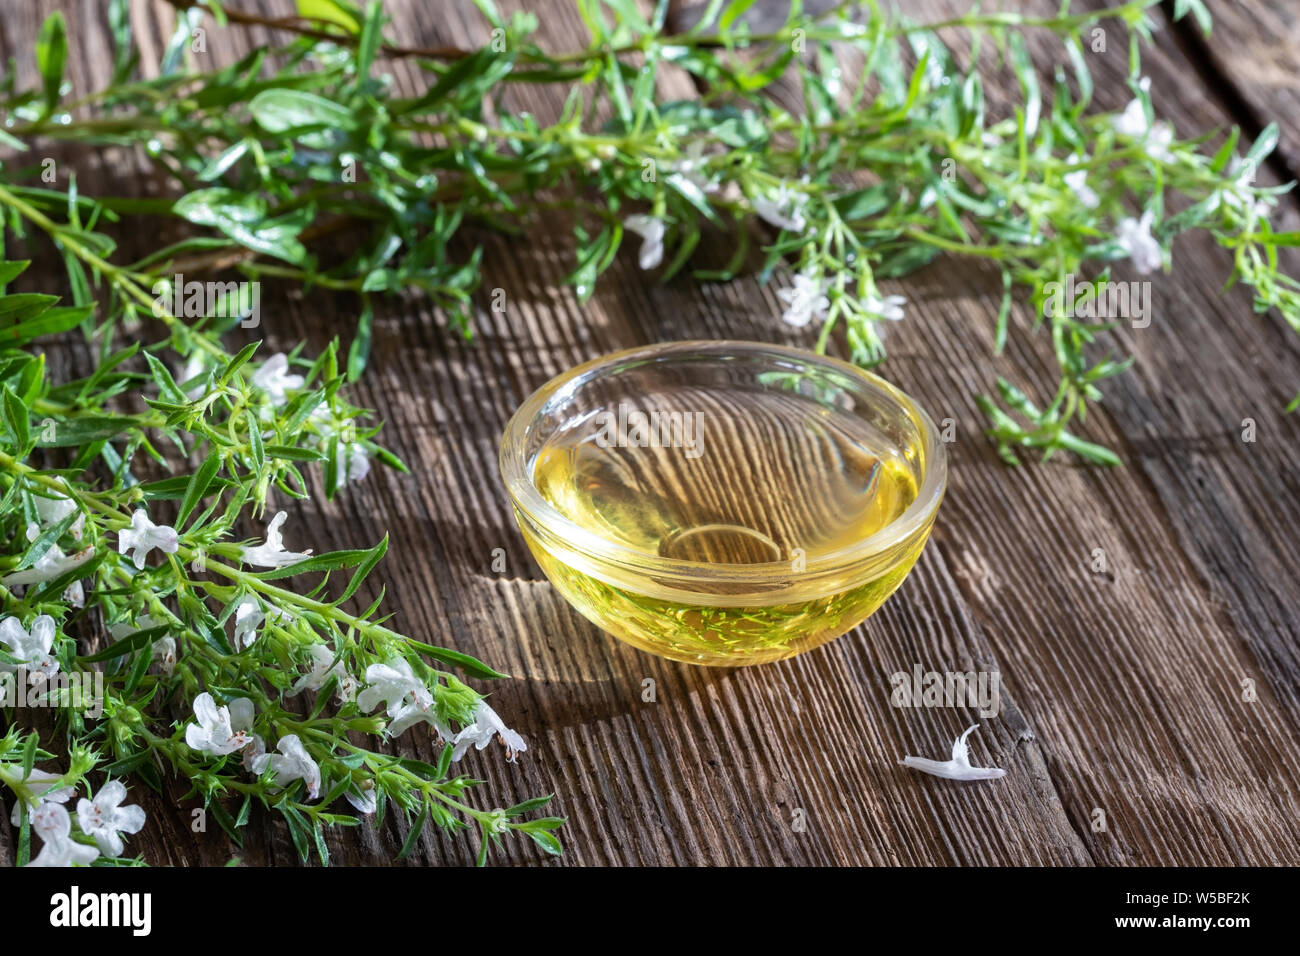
[1223,155,1273,224]
[777,272,830,328]
[753,182,809,233]
[33,492,85,539]
[108,617,176,675]
[179,354,210,400]
[152,636,177,675]
[312,410,372,495]
[1,522,88,606]
[233,598,264,650]
[185,692,259,757]
[26,803,99,867]
[1064,153,1099,209]
[345,783,377,815]
[8,768,74,825]
[624,214,666,270]
[452,700,527,763]
[290,644,356,701]
[1113,77,1174,163]
[240,510,313,569]
[900,724,1006,781]
[250,353,304,406]
[75,780,146,858]
[117,510,179,570]
[345,442,371,481]
[1116,210,1164,274]
[251,734,321,800]
[0,614,59,679]
[670,141,718,193]
[233,699,267,773]
[358,659,431,715]
[864,293,907,322]
[358,659,452,739]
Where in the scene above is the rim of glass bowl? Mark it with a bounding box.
[499,340,948,584]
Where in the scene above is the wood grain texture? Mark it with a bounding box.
[0,0,1297,866]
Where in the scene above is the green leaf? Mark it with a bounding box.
[355,2,384,79]
[36,414,138,447]
[397,805,428,860]
[404,639,509,680]
[123,643,154,694]
[347,301,373,382]
[264,444,326,462]
[249,88,356,134]
[178,454,222,527]
[2,385,29,447]
[80,625,169,663]
[296,0,362,33]
[251,547,374,579]
[35,12,68,113]
[525,828,563,856]
[1244,123,1279,170]
[335,533,387,604]
[14,509,79,571]
[198,140,251,182]
[21,733,39,780]
[505,794,552,817]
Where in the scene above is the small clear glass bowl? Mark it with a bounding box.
[499,341,947,666]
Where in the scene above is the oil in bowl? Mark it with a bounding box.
[500,342,946,666]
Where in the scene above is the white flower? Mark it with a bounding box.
[1223,155,1273,224]
[75,781,146,858]
[753,182,809,233]
[185,692,260,757]
[358,659,431,715]
[1063,153,1099,209]
[179,354,209,400]
[624,214,666,271]
[231,597,292,651]
[2,522,93,604]
[250,353,304,406]
[290,644,356,701]
[233,598,264,650]
[1112,77,1152,139]
[452,700,527,763]
[345,783,377,815]
[777,272,830,328]
[357,659,451,739]
[388,698,454,739]
[343,443,370,484]
[1116,210,1164,274]
[152,636,177,675]
[108,617,176,675]
[670,141,718,193]
[311,410,373,496]
[8,768,74,825]
[864,293,907,322]
[1113,77,1174,163]
[0,614,59,679]
[26,803,99,867]
[240,510,312,569]
[251,734,321,800]
[117,510,179,570]
[900,724,1006,781]
[33,492,84,539]
[1144,122,1174,163]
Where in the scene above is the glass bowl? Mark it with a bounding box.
[499,341,947,666]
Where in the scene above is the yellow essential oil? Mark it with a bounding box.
[524,385,929,665]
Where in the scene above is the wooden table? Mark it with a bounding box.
[2,0,1298,866]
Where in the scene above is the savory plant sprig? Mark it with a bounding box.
[3,0,1292,462]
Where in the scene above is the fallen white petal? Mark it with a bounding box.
[900,724,1006,781]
